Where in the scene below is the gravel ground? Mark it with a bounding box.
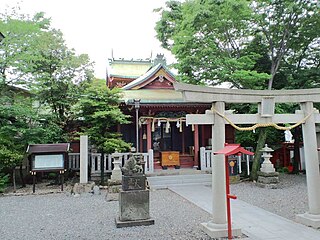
[0,173,309,240]
[231,173,308,221]
[0,189,212,240]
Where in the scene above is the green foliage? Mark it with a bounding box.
[0,174,9,193]
[77,83,131,154]
[0,8,94,139]
[156,0,320,180]
[0,7,95,177]
[155,0,319,90]
[155,0,270,87]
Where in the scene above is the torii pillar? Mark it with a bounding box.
[174,82,320,236]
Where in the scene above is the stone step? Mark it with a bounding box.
[147,174,212,189]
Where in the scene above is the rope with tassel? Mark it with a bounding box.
[211,106,315,131]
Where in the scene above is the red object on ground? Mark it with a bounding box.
[214,143,254,240]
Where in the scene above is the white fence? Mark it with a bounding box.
[199,147,253,175]
[68,149,154,174]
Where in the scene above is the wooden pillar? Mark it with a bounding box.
[182,125,185,154]
[139,126,143,153]
[201,125,205,147]
[147,120,152,151]
[193,124,199,169]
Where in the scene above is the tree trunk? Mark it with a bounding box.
[19,164,26,188]
[12,167,16,193]
[250,128,267,181]
[292,127,301,174]
[100,151,105,185]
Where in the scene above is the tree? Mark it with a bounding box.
[77,80,131,184]
[0,10,94,139]
[155,0,320,180]
[0,11,50,87]
[155,0,270,87]
[249,0,320,179]
[78,80,131,153]
[0,90,63,191]
[0,8,94,189]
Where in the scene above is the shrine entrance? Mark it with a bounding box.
[174,82,320,238]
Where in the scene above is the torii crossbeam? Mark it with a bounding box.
[174,82,320,238]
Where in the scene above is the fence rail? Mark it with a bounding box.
[199,147,253,175]
[68,150,154,174]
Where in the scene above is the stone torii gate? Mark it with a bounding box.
[174,82,320,238]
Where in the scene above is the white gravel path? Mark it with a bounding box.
[0,189,212,240]
[0,173,310,240]
[231,173,308,221]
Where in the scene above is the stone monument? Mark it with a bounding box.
[116,154,154,228]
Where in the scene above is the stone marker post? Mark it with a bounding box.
[80,135,88,184]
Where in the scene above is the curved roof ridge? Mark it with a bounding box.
[122,63,175,90]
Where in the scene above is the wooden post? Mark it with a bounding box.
[32,171,36,193]
[60,170,64,191]
[147,120,152,151]
[194,124,199,169]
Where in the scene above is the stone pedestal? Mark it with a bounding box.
[116,190,154,227]
[296,212,320,228]
[72,182,95,195]
[116,174,154,228]
[257,171,279,188]
[201,222,242,239]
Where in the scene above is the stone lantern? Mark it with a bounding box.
[260,144,275,173]
[111,151,122,182]
[257,144,279,188]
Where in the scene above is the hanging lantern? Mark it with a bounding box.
[157,119,161,127]
[179,120,183,132]
[165,121,170,133]
[152,119,155,132]
[176,120,180,128]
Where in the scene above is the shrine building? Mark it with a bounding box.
[107,54,235,169]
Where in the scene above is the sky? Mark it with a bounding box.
[1,0,175,79]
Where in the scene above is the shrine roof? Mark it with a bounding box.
[122,63,175,90]
[122,89,184,103]
[214,144,254,156]
[27,143,70,154]
[108,58,152,78]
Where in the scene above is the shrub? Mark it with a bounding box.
[0,174,9,193]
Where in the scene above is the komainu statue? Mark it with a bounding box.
[121,154,143,176]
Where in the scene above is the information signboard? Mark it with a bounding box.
[32,154,64,171]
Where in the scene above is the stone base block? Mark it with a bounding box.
[200,222,242,238]
[296,212,320,228]
[257,176,279,184]
[257,171,279,177]
[229,175,240,184]
[119,190,150,221]
[255,182,278,189]
[72,182,95,194]
[115,217,155,228]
